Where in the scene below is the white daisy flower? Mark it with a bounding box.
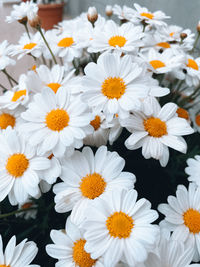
[183,56,200,87]
[158,183,200,262]
[107,115,123,145]
[132,3,170,28]
[82,52,149,121]
[46,216,104,267]
[88,20,144,54]
[82,188,159,266]
[112,4,135,21]
[0,74,29,110]
[20,87,92,157]
[0,107,24,131]
[185,155,200,187]
[53,146,136,225]
[10,32,44,60]
[16,199,38,220]
[0,235,39,267]
[139,48,184,74]
[0,40,15,70]
[5,0,38,23]
[0,128,50,205]
[190,108,200,133]
[122,97,194,167]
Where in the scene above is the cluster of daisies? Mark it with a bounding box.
[1,1,200,266]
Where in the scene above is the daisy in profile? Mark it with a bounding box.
[122,97,194,167]
[16,199,38,220]
[112,4,135,21]
[88,20,144,54]
[20,87,92,157]
[0,127,50,205]
[53,146,136,224]
[0,74,29,110]
[0,107,24,131]
[82,52,149,121]
[185,155,200,186]
[182,56,200,87]
[158,183,200,262]
[82,188,159,266]
[190,108,200,133]
[46,216,103,267]
[0,40,15,70]
[132,3,170,27]
[0,235,39,267]
[10,32,44,60]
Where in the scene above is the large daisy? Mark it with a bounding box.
[81,52,149,121]
[82,188,159,266]
[122,97,194,167]
[158,183,200,262]
[20,87,92,157]
[0,128,50,205]
[53,146,136,225]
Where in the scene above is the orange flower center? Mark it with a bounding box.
[6,153,29,178]
[102,77,126,99]
[187,59,199,70]
[195,114,200,126]
[169,32,175,37]
[0,265,10,267]
[0,113,16,129]
[156,42,171,49]
[47,83,61,94]
[183,209,200,233]
[23,43,37,50]
[22,202,33,209]
[31,65,37,72]
[176,107,189,120]
[90,115,101,131]
[150,60,166,69]
[11,90,26,102]
[80,172,106,199]
[108,35,127,48]
[106,211,134,238]
[144,117,167,137]
[45,109,69,131]
[58,37,74,47]
[140,12,154,19]
[72,239,96,267]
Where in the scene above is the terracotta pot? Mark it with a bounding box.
[38,3,64,30]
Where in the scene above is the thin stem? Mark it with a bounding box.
[24,23,31,39]
[0,83,9,91]
[2,69,18,85]
[193,32,200,52]
[37,26,57,64]
[0,207,36,219]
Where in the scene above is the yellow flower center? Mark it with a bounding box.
[0,265,10,267]
[11,90,27,102]
[183,209,200,234]
[80,172,106,199]
[101,77,126,99]
[176,107,189,120]
[21,202,33,209]
[90,115,101,131]
[150,60,166,69]
[0,113,16,129]
[195,114,200,126]
[58,37,74,47]
[23,43,37,50]
[72,239,96,267]
[144,117,167,137]
[169,32,175,37]
[6,153,29,178]
[140,12,154,19]
[108,35,127,48]
[156,42,171,49]
[106,211,134,238]
[45,109,69,131]
[31,65,37,72]
[187,59,199,70]
[47,83,61,94]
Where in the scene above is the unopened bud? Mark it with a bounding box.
[180,32,187,40]
[197,21,200,32]
[18,16,27,25]
[87,7,98,24]
[28,15,41,28]
[105,5,113,17]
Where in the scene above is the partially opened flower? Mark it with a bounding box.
[0,40,15,70]
[82,188,159,266]
[112,4,135,21]
[53,146,136,224]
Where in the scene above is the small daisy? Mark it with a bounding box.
[0,40,15,70]
[82,52,149,121]
[132,3,170,28]
[158,183,200,262]
[122,97,194,167]
[190,108,200,133]
[20,87,92,157]
[182,56,200,87]
[0,107,24,131]
[88,20,144,54]
[82,188,159,266]
[16,199,38,220]
[185,155,200,187]
[0,127,50,205]
[10,32,44,60]
[176,107,190,122]
[112,4,135,21]
[0,235,39,267]
[53,146,136,225]
[46,216,104,267]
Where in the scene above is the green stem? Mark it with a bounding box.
[37,26,57,64]
[0,207,36,219]
[2,69,18,85]
[24,23,31,39]
[193,32,200,52]
[0,83,9,91]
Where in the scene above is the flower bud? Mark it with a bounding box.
[87,7,98,24]
[105,5,113,17]
[180,32,187,40]
[28,15,41,28]
[197,21,200,33]
[18,16,27,25]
